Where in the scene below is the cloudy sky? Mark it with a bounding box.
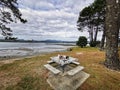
[1,0,95,41]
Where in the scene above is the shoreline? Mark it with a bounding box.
[0,54,45,64]
[0,47,72,63]
[0,42,75,62]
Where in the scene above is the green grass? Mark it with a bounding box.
[0,47,120,90]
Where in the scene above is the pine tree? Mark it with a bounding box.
[0,0,27,39]
[77,0,105,47]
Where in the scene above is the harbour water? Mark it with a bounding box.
[0,42,75,58]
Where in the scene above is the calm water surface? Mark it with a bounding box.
[0,42,74,57]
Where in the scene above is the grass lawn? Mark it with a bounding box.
[0,47,120,90]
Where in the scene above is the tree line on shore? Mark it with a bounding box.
[77,0,120,70]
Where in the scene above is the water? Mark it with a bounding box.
[0,42,65,49]
[0,42,75,57]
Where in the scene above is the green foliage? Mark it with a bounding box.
[90,41,100,47]
[77,0,105,30]
[76,36,87,48]
[77,0,106,42]
[0,0,27,37]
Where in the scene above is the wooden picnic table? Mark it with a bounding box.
[50,56,79,66]
[50,56,80,73]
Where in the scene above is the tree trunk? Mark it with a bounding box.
[89,26,94,42]
[94,26,99,42]
[105,0,120,70]
[94,14,101,42]
[100,27,105,50]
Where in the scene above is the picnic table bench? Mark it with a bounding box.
[67,66,84,75]
[44,64,61,74]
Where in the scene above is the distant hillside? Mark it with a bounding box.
[41,40,76,43]
[0,39,76,43]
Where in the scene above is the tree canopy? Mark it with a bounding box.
[0,0,27,39]
[77,0,105,42]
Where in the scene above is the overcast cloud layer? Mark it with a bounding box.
[0,0,94,41]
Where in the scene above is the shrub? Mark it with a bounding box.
[76,36,87,48]
[89,41,100,47]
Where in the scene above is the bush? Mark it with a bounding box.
[89,41,100,47]
[76,36,87,48]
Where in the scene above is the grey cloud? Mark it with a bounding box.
[5,0,94,41]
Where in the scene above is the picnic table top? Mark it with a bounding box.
[50,56,79,66]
